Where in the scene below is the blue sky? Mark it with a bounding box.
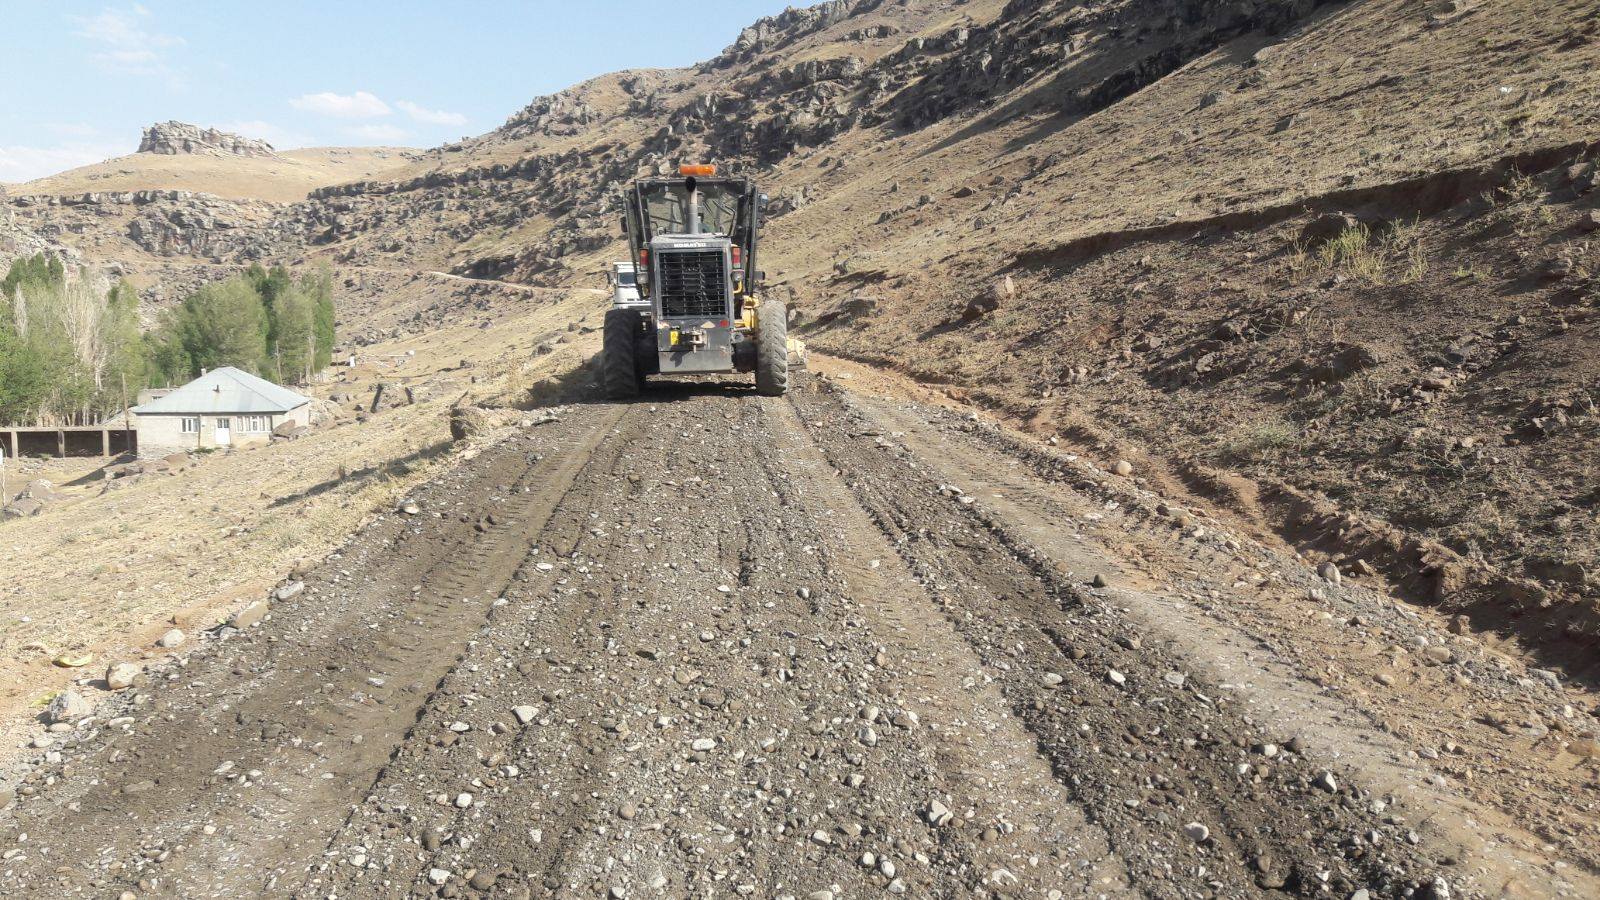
[0,1,794,182]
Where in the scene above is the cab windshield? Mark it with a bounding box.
[642,182,739,237]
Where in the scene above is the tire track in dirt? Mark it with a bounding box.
[0,406,623,898]
[7,374,1584,899]
[787,378,1453,898]
[311,384,1130,897]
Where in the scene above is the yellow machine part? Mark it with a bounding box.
[742,305,807,360]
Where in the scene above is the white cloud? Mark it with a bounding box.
[0,142,132,182]
[290,91,391,119]
[395,100,467,128]
[73,6,185,77]
[344,123,410,143]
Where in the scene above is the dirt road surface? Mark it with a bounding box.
[1,373,1595,899]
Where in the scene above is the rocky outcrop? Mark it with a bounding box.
[704,0,881,70]
[891,0,1331,130]
[138,121,276,158]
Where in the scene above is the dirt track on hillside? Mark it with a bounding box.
[1,373,1595,899]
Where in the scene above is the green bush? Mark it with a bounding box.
[0,253,337,426]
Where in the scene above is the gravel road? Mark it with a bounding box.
[1,374,1592,899]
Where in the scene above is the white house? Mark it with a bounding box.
[131,367,312,458]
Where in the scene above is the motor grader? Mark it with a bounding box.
[604,164,791,398]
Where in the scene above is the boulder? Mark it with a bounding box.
[1567,162,1596,193]
[1299,212,1362,247]
[962,276,1014,320]
[3,498,44,519]
[842,293,880,318]
[1538,256,1574,281]
[46,690,94,724]
[105,662,142,690]
[449,405,494,442]
[229,600,271,629]
[369,381,413,412]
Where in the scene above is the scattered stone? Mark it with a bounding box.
[691,737,717,752]
[1314,771,1338,792]
[455,792,474,808]
[428,868,452,886]
[1113,459,1133,476]
[512,705,537,725]
[105,662,142,691]
[1319,562,1342,586]
[46,690,94,723]
[157,629,186,649]
[1106,669,1127,686]
[1183,822,1211,843]
[229,600,270,629]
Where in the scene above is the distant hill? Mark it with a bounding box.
[17,121,418,203]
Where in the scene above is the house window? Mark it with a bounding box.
[241,415,270,433]
[180,417,199,434]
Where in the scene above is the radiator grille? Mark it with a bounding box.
[658,250,727,318]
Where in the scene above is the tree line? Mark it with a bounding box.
[0,254,335,426]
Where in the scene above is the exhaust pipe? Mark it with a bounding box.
[686,176,700,235]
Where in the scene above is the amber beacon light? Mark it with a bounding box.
[679,164,717,177]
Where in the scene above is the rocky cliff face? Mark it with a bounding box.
[138,121,277,158]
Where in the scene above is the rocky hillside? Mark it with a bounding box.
[4,0,1600,680]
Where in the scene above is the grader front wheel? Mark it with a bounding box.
[756,301,790,397]
[602,308,642,400]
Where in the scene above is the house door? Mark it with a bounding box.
[215,418,232,446]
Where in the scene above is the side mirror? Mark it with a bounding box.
[757,193,770,213]
[619,216,629,235]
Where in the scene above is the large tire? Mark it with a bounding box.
[755,300,790,397]
[603,308,641,399]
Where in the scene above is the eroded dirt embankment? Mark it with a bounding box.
[798,148,1600,690]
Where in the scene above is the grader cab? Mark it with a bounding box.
[604,165,789,397]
